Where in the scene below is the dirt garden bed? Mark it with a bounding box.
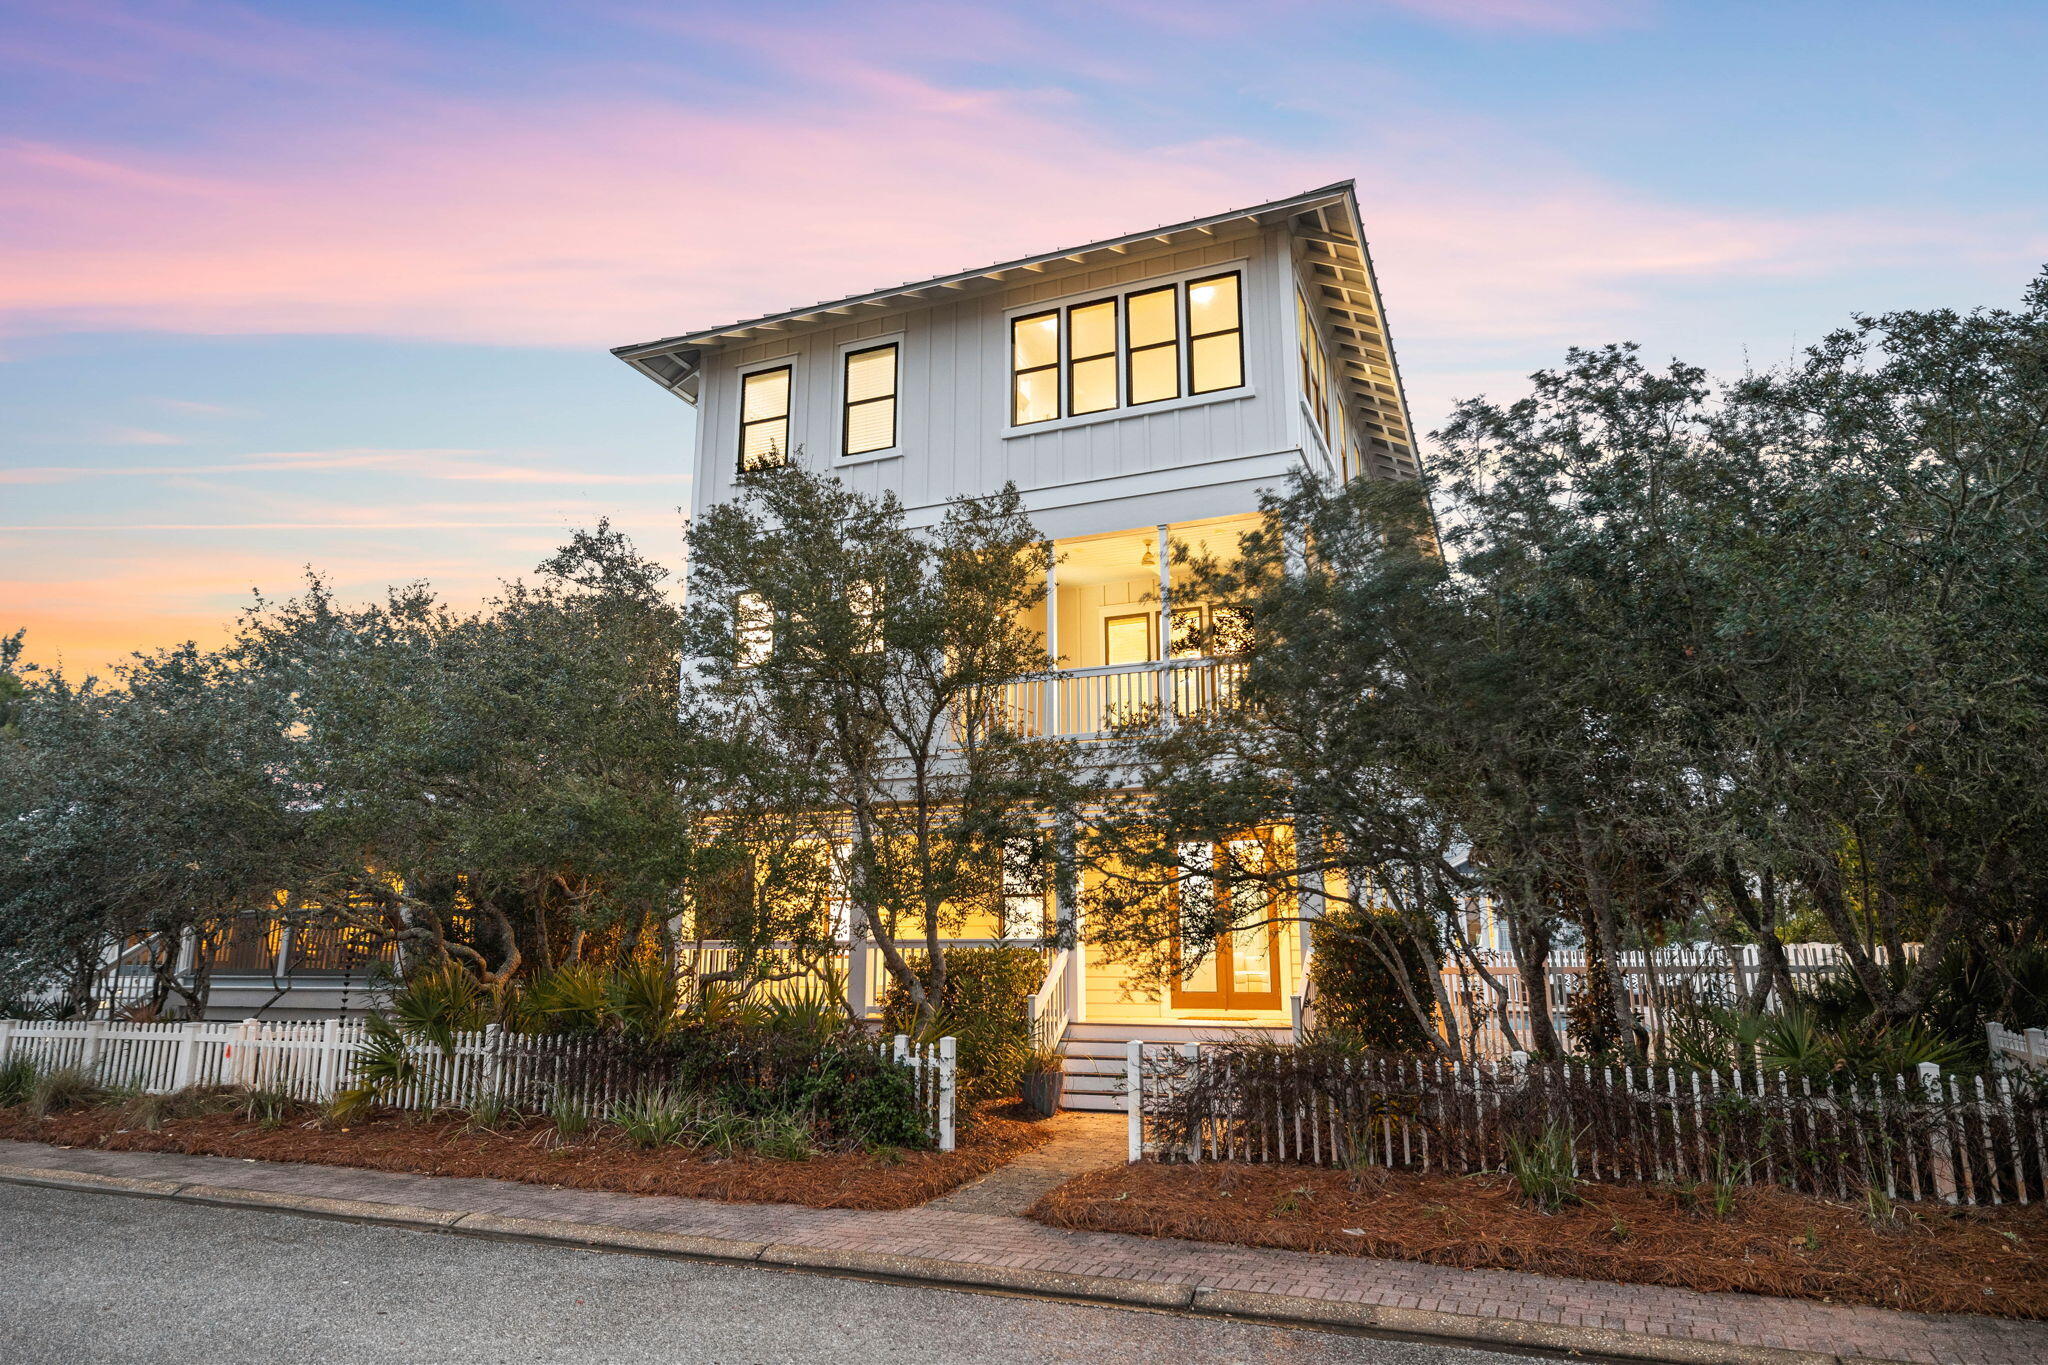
[1030,1162,2048,1319]
[0,1101,1052,1211]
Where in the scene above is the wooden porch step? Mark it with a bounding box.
[1054,1018,1293,1112]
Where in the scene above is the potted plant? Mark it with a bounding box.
[1019,1039,1065,1117]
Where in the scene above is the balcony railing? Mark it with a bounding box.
[994,657,1247,740]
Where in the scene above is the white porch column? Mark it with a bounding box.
[1044,554,1061,736]
[1054,812,1084,1022]
[1154,523,1173,719]
[847,929,873,1023]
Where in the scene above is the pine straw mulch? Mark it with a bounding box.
[1030,1162,2048,1319]
[0,1102,1051,1211]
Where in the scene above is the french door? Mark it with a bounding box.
[1169,838,1282,1011]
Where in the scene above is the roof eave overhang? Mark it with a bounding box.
[614,346,703,403]
[1288,184,1419,478]
[609,181,1358,401]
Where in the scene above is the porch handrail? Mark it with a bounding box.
[995,656,1248,741]
[1026,946,1074,1046]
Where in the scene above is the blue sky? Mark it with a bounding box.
[3,0,2043,670]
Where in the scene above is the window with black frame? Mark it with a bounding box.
[1125,284,1181,406]
[1012,312,1060,425]
[1187,273,1243,394]
[842,343,898,456]
[738,365,792,471]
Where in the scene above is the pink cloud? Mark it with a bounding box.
[0,2,2025,375]
[1376,0,1649,31]
[101,425,191,445]
[0,448,686,486]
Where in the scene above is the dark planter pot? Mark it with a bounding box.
[1020,1069,1065,1118]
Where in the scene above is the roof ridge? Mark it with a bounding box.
[612,181,1357,360]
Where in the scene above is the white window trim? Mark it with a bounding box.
[1001,257,1250,438]
[734,354,800,470]
[1003,385,1255,440]
[834,331,907,465]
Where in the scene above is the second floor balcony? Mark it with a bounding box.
[997,656,1247,740]
[996,512,1256,742]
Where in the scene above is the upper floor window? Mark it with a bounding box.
[1296,288,1331,446]
[1126,285,1181,406]
[1010,270,1246,427]
[842,344,898,456]
[739,365,792,472]
[1012,312,1060,425]
[1066,299,1118,415]
[1187,273,1243,394]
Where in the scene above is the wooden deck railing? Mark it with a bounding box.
[993,657,1247,740]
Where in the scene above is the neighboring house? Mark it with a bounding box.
[614,182,1418,1108]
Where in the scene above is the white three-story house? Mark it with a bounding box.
[613,181,1417,1106]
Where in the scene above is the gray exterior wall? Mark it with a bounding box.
[686,223,1323,541]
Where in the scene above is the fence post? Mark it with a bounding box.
[1182,1042,1201,1163]
[937,1035,957,1153]
[1916,1061,1956,1204]
[82,1019,107,1079]
[234,1018,257,1088]
[2028,1028,2048,1068]
[171,1021,199,1091]
[482,1024,503,1105]
[1125,1039,1143,1163]
[318,1017,341,1101]
[0,1018,13,1069]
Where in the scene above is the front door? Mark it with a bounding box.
[1102,611,1156,727]
[1170,838,1283,1012]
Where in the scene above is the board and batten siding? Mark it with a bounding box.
[688,225,1307,542]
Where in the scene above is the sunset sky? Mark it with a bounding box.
[4,0,2044,674]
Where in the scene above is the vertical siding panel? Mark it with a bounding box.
[686,222,1311,540]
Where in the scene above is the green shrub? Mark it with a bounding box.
[1505,1121,1583,1212]
[385,964,492,1054]
[1308,909,1435,1054]
[29,1066,105,1117]
[119,1088,216,1132]
[0,1055,37,1108]
[748,1110,817,1161]
[609,1091,697,1148]
[235,1088,302,1130]
[464,1091,514,1132]
[545,1090,590,1140]
[880,945,1040,1113]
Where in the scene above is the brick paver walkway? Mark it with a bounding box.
[926,1111,1128,1215]
[4,1138,2042,1365]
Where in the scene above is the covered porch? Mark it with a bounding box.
[999,514,1260,740]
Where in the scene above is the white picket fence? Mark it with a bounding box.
[1438,942,1920,1060]
[0,1017,958,1152]
[1118,1039,2048,1207]
[1989,1021,2048,1072]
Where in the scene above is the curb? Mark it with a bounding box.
[0,1160,1879,1365]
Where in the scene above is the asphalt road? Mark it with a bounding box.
[0,1181,1550,1365]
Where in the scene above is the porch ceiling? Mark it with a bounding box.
[1052,516,1259,588]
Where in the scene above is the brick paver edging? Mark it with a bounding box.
[4,1141,2042,1365]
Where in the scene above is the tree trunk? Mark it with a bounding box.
[1506,896,1560,1056]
